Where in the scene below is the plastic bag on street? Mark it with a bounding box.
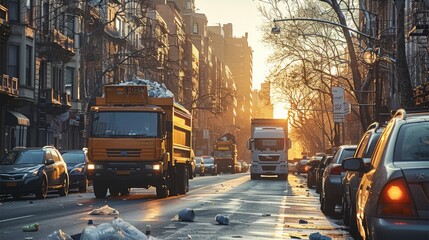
[178,208,195,222]
[309,232,332,240]
[46,229,73,240]
[88,205,119,215]
[215,214,229,225]
[113,217,148,240]
[79,218,148,240]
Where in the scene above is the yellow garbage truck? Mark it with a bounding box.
[86,84,192,198]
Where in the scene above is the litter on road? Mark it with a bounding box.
[88,205,119,215]
[178,208,195,222]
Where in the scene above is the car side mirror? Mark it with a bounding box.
[46,159,55,165]
[342,157,364,172]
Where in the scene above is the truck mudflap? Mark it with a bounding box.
[86,161,164,187]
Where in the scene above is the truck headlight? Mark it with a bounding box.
[87,164,95,170]
[153,164,160,171]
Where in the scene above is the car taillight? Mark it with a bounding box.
[305,165,310,172]
[330,165,343,175]
[377,178,417,218]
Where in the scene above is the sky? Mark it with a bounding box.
[195,0,288,119]
[196,0,271,91]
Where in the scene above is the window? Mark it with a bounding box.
[186,0,192,10]
[65,15,75,39]
[66,67,74,98]
[193,23,198,34]
[8,44,19,79]
[26,45,32,87]
[8,0,19,22]
[25,0,33,26]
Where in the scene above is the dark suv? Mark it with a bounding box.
[341,122,384,237]
[0,146,69,199]
[343,109,429,240]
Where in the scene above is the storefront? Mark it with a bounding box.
[4,110,30,150]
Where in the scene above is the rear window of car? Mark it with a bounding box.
[394,122,429,162]
[62,152,85,164]
[334,148,356,164]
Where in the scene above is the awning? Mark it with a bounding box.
[6,110,30,126]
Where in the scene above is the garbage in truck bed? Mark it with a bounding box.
[118,76,173,98]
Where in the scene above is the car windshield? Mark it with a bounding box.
[91,111,159,138]
[195,158,202,164]
[254,138,284,151]
[62,152,85,164]
[394,122,429,162]
[1,150,45,165]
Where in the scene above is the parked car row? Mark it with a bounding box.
[307,108,429,240]
[0,146,89,200]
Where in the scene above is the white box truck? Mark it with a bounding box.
[248,118,291,180]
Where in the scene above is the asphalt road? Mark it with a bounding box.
[0,172,352,239]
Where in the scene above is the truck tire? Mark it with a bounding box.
[93,180,108,199]
[109,186,120,197]
[178,164,189,194]
[156,185,168,198]
[120,187,131,196]
[169,166,178,196]
[250,173,259,180]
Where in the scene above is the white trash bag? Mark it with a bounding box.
[80,218,148,240]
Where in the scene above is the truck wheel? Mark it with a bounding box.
[169,167,178,196]
[109,186,120,197]
[178,164,189,194]
[250,174,259,180]
[120,187,131,196]
[93,180,108,198]
[156,185,168,198]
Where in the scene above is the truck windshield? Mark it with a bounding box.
[254,138,284,151]
[91,111,159,137]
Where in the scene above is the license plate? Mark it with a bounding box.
[5,182,17,187]
[116,170,130,175]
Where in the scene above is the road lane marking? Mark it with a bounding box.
[0,215,35,223]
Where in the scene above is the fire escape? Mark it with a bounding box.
[409,0,429,107]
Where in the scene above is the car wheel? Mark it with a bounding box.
[322,195,335,216]
[79,179,88,193]
[93,180,108,198]
[349,204,361,239]
[342,195,350,226]
[58,175,69,196]
[35,176,48,199]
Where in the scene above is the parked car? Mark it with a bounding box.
[202,156,217,175]
[306,155,323,188]
[288,162,298,174]
[320,145,357,215]
[343,109,429,240]
[195,157,205,176]
[189,150,196,178]
[297,158,309,174]
[341,122,384,237]
[0,146,69,199]
[315,154,333,194]
[238,160,249,173]
[61,148,89,193]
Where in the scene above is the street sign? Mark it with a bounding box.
[332,87,345,122]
